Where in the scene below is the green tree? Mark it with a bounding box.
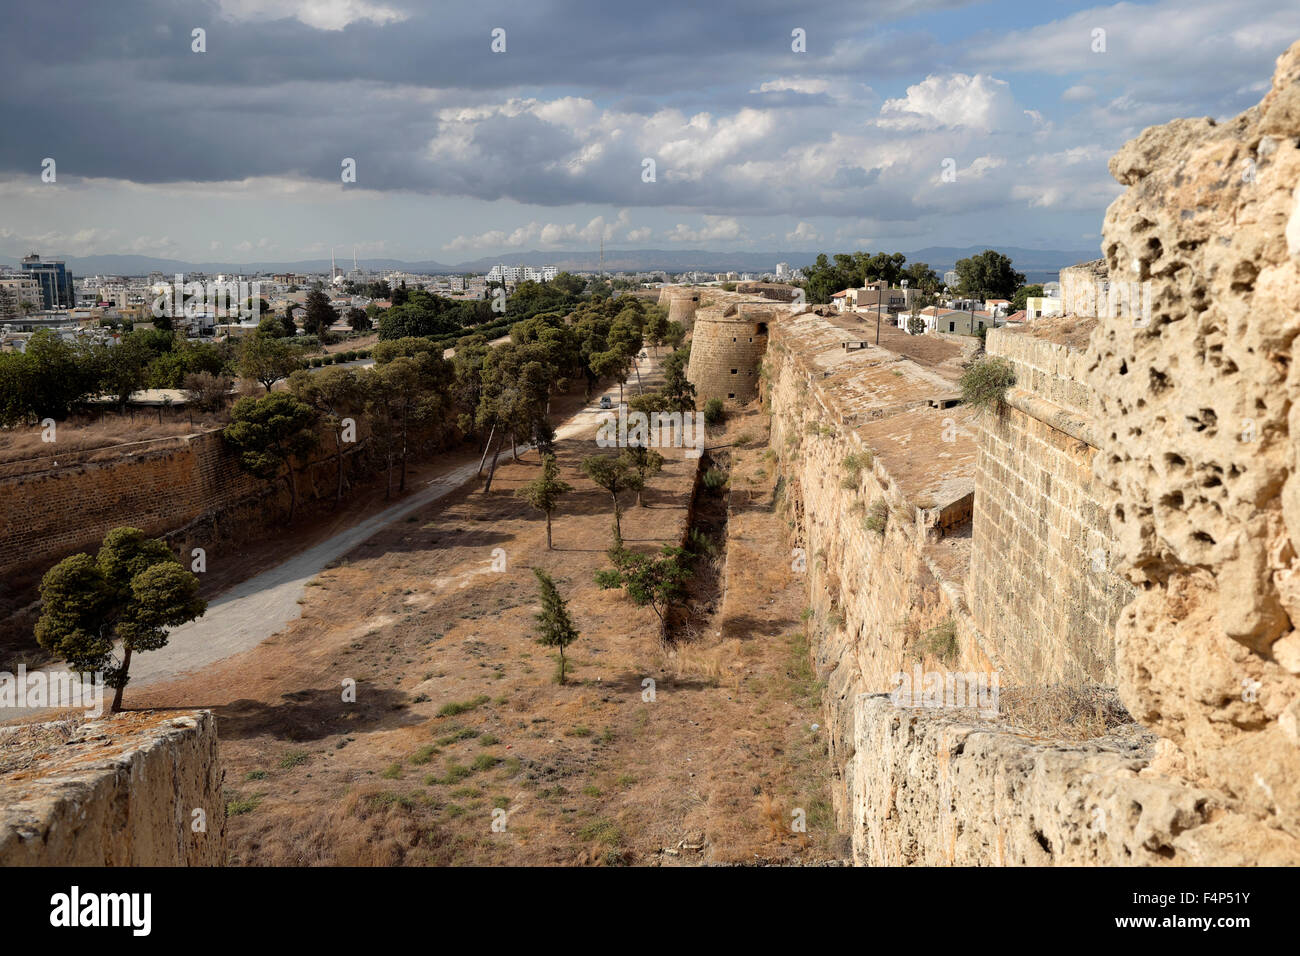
[223,392,318,521]
[97,333,156,406]
[954,250,1026,300]
[581,453,641,543]
[35,527,206,712]
[289,366,361,504]
[623,444,663,507]
[532,567,580,684]
[1010,284,1044,312]
[595,545,693,632]
[659,346,696,411]
[302,289,338,338]
[516,453,573,549]
[238,334,301,391]
[346,306,371,332]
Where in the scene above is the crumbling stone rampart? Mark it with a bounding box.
[0,710,225,865]
[1087,39,1300,842]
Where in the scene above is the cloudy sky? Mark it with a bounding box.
[1,0,1296,264]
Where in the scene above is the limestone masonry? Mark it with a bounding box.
[0,710,225,865]
[763,40,1300,864]
[686,290,780,403]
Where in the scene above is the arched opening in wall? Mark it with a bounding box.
[757,323,768,334]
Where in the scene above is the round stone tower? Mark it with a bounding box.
[666,290,699,330]
[686,301,775,404]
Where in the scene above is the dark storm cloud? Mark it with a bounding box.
[0,0,968,189]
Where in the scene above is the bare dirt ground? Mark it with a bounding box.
[831,312,974,379]
[133,401,842,866]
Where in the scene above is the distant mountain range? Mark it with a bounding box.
[0,245,1100,279]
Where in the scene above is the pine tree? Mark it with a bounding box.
[532,568,579,684]
[516,453,573,549]
[36,527,206,711]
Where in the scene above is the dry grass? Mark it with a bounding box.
[0,414,222,469]
[998,684,1134,740]
[657,638,744,689]
[231,785,460,866]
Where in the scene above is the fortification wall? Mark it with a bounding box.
[0,430,265,577]
[851,695,1298,864]
[970,325,1134,684]
[666,291,699,330]
[764,321,989,824]
[1060,258,1110,317]
[0,710,225,865]
[687,301,774,403]
[1086,39,1300,843]
[0,422,381,581]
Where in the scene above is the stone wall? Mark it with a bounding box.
[1060,258,1110,317]
[851,695,1299,865]
[0,430,265,577]
[1087,39,1300,844]
[0,710,225,865]
[687,297,778,403]
[764,316,990,824]
[666,291,699,330]
[0,422,379,581]
[788,39,1300,866]
[970,324,1134,684]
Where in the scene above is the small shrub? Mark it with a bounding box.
[410,745,439,765]
[960,356,1016,411]
[578,818,623,846]
[227,794,262,815]
[279,750,310,769]
[920,618,958,663]
[437,694,490,717]
[380,762,402,779]
[841,451,873,488]
[438,762,473,784]
[865,499,889,536]
[702,467,728,490]
[704,398,725,425]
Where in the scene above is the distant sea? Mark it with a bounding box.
[1022,271,1060,285]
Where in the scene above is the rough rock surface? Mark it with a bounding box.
[852,695,1300,865]
[0,710,225,865]
[1087,39,1300,843]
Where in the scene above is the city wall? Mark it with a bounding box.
[0,710,225,865]
[971,322,1134,685]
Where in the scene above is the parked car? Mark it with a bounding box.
[599,395,613,409]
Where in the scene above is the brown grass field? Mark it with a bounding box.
[132,403,843,866]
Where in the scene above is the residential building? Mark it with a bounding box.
[1026,296,1064,320]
